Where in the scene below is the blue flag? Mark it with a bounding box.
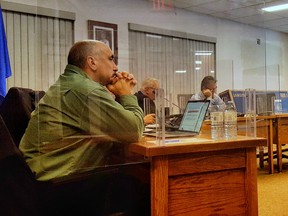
[0,6,12,101]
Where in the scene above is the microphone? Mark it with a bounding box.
[163,98,184,129]
[164,98,185,112]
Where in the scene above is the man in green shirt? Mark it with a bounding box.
[19,40,148,215]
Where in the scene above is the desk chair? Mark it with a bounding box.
[0,114,121,216]
[0,87,150,216]
[0,87,45,147]
[0,115,39,216]
[177,94,193,113]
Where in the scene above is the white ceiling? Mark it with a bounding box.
[149,0,288,33]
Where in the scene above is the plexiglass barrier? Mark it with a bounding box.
[32,87,150,181]
[245,88,257,138]
[3,0,288,183]
[155,88,166,145]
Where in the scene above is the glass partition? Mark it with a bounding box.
[2,0,288,181]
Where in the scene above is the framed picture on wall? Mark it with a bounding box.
[88,20,118,65]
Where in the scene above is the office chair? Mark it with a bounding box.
[0,114,120,216]
[0,87,150,216]
[0,115,39,216]
[0,87,45,147]
[177,94,193,113]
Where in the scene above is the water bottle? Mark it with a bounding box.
[224,101,237,139]
[209,105,224,140]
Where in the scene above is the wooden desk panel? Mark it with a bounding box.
[204,116,275,173]
[237,116,274,173]
[169,169,246,215]
[168,149,246,176]
[168,149,246,215]
[131,136,266,216]
[274,114,288,172]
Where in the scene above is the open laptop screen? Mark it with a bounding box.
[179,100,210,132]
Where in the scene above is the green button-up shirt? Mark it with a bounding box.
[19,65,144,181]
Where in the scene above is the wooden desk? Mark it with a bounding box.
[130,135,266,216]
[274,114,288,172]
[203,116,275,173]
[237,116,275,174]
[237,115,288,173]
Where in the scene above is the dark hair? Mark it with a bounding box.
[201,76,217,90]
[67,40,99,69]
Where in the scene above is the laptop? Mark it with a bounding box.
[144,100,210,138]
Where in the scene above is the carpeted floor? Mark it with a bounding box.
[258,159,288,216]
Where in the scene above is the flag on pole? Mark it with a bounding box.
[0,6,12,102]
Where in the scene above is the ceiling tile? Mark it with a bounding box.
[184,6,216,14]
[218,7,262,18]
[195,0,244,12]
[174,0,219,6]
[146,0,288,33]
[236,13,282,24]
[258,18,288,27]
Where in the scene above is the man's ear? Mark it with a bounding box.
[87,56,98,71]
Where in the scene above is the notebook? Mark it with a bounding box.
[144,100,210,138]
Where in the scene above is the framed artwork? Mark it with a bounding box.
[88,20,118,64]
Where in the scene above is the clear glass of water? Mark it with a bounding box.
[209,104,225,140]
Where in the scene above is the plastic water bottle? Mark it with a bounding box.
[209,105,224,140]
[224,101,237,139]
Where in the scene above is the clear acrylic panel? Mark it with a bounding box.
[3,0,288,182]
[154,88,166,145]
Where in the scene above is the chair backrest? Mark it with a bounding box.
[0,87,45,147]
[0,115,39,216]
[177,94,193,113]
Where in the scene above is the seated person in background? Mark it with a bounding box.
[191,75,225,106]
[19,40,149,215]
[134,77,160,125]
